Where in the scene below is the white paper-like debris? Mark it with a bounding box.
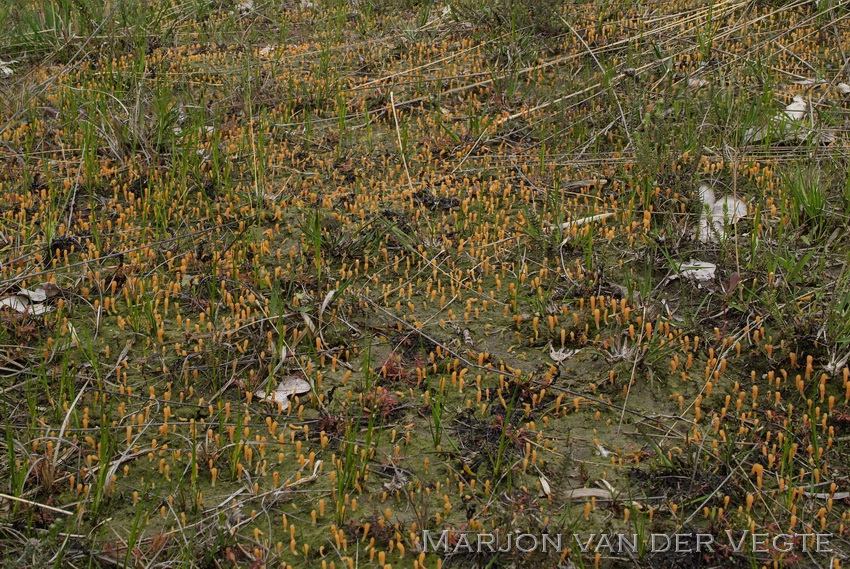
[29,303,53,315]
[743,124,766,143]
[0,59,16,77]
[784,95,807,120]
[837,83,850,95]
[811,128,837,144]
[794,78,825,86]
[595,443,612,458]
[675,260,717,282]
[697,184,747,242]
[256,376,311,407]
[687,77,708,90]
[235,0,253,13]
[745,95,812,144]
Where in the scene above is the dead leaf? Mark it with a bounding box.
[550,346,579,362]
[802,491,849,500]
[596,478,617,495]
[564,487,612,500]
[383,470,409,493]
[0,60,15,77]
[319,289,336,320]
[255,376,311,407]
[677,260,717,282]
[687,77,708,90]
[286,459,322,488]
[17,283,60,302]
[66,323,82,347]
[559,212,615,230]
[558,213,616,246]
[794,78,825,86]
[539,476,552,497]
[301,312,317,337]
[0,283,61,315]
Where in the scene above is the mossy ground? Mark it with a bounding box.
[2,0,850,567]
